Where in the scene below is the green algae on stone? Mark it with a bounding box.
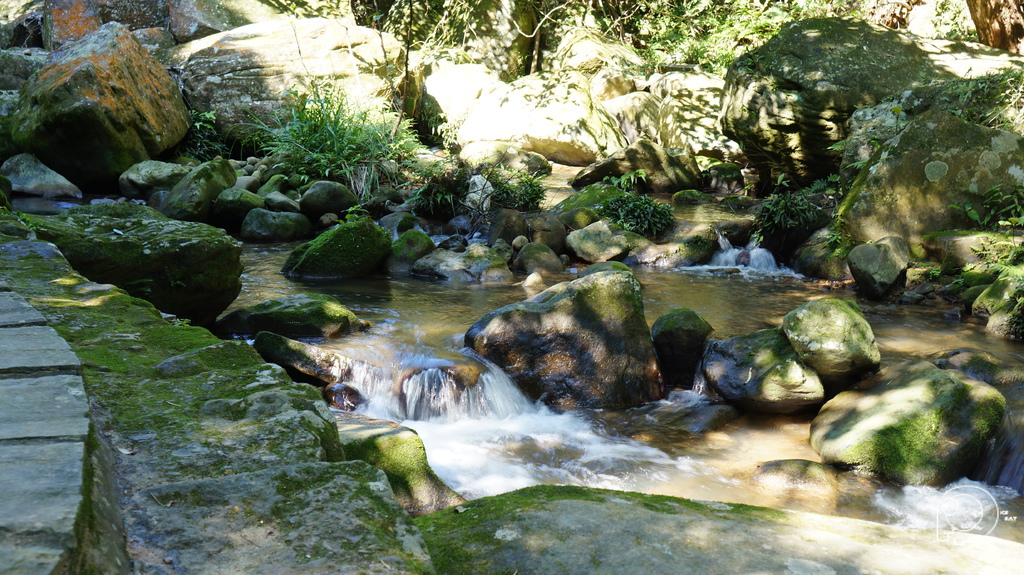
[282,217,391,279]
[215,293,360,338]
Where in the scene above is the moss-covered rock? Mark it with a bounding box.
[118,160,192,201]
[810,361,1005,485]
[24,202,242,325]
[298,180,358,221]
[791,227,852,281]
[465,270,661,409]
[847,236,909,300]
[577,260,633,278]
[651,308,713,390]
[566,220,651,263]
[702,327,823,414]
[387,228,436,275]
[211,187,265,232]
[240,208,313,243]
[282,217,391,279]
[216,293,360,338]
[411,243,513,283]
[781,299,880,396]
[671,189,713,205]
[570,138,701,194]
[511,242,564,275]
[550,182,627,215]
[157,157,237,222]
[0,173,10,211]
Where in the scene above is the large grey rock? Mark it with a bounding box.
[239,208,312,242]
[118,160,191,201]
[847,236,909,300]
[25,202,242,324]
[0,46,46,90]
[411,243,513,283]
[840,109,1024,245]
[810,361,1005,485]
[487,207,528,248]
[176,19,406,135]
[216,293,359,338]
[458,70,627,166]
[566,221,651,264]
[570,138,701,194]
[601,91,661,145]
[548,27,644,74]
[781,298,880,396]
[414,484,1024,575]
[421,61,503,132]
[10,23,189,189]
[702,327,823,414]
[653,71,741,160]
[158,157,237,222]
[298,180,358,221]
[465,270,661,409]
[720,18,1024,189]
[0,153,81,198]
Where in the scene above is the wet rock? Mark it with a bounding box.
[262,190,300,213]
[512,242,564,275]
[847,236,909,300]
[487,208,529,248]
[570,138,701,194]
[0,153,82,199]
[282,217,391,279]
[781,298,880,396]
[436,234,468,252]
[791,227,852,281]
[379,211,420,240]
[211,188,264,232]
[322,382,365,411]
[752,459,841,509]
[651,308,713,390]
[239,208,312,243]
[527,211,566,255]
[11,23,189,189]
[566,221,651,264]
[23,203,241,324]
[118,160,191,202]
[411,243,513,283]
[810,361,1005,485]
[158,158,237,222]
[216,293,359,338]
[387,229,436,275]
[298,180,358,222]
[702,328,824,414]
[466,270,661,409]
[626,222,717,268]
[704,162,745,195]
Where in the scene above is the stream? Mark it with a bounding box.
[231,230,1024,543]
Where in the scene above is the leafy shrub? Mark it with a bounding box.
[252,81,422,197]
[598,194,675,237]
[178,110,230,161]
[752,174,830,245]
[951,184,1024,231]
[407,157,469,220]
[486,167,546,212]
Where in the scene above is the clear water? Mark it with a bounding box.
[232,240,1024,543]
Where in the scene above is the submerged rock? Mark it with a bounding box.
[810,361,1005,485]
[466,270,661,409]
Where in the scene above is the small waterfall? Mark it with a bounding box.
[709,233,780,271]
[345,348,536,422]
[974,415,1024,495]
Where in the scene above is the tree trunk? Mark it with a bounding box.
[967,0,1024,53]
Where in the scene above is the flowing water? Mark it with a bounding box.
[232,237,1024,543]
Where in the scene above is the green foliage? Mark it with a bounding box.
[407,157,469,220]
[951,184,1024,231]
[603,169,647,193]
[752,174,835,244]
[598,193,675,237]
[252,81,422,196]
[178,110,230,162]
[485,167,546,212]
[936,68,1024,135]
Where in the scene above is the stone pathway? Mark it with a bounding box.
[0,278,91,574]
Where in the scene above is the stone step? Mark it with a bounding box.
[0,325,81,378]
[0,292,47,328]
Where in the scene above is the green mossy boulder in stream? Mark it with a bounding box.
[24,202,242,325]
[651,308,713,390]
[282,217,391,279]
[413,484,1024,574]
[157,157,237,222]
[702,327,823,414]
[781,299,880,396]
[387,228,436,275]
[810,361,1005,485]
[465,270,661,409]
[215,293,360,338]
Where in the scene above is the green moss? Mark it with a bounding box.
[282,217,391,279]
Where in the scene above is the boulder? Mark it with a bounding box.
[263,190,301,213]
[548,27,644,74]
[421,61,503,132]
[810,361,1005,485]
[386,228,435,275]
[43,0,100,50]
[458,70,627,166]
[653,71,741,160]
[239,208,312,242]
[157,157,237,222]
[216,293,359,338]
[973,265,1024,337]
[702,328,824,414]
[487,208,528,248]
[298,180,358,222]
[651,309,713,390]
[570,139,701,194]
[780,299,880,395]
[458,141,552,176]
[0,153,81,198]
[550,182,627,216]
[411,243,513,283]
[839,109,1024,246]
[176,19,406,135]
[379,211,420,240]
[588,67,636,101]
[24,202,241,324]
[0,47,47,90]
[847,237,909,300]
[600,91,661,145]
[169,0,293,43]
[703,162,745,195]
[119,160,192,201]
[791,228,852,281]
[527,211,566,254]
[511,242,563,275]
[11,23,189,189]
[281,217,391,279]
[566,220,651,264]
[625,222,717,268]
[465,270,661,409]
[211,188,265,232]
[720,17,1023,189]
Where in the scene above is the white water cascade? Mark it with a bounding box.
[708,233,781,271]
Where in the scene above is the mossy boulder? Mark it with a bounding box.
[628,222,717,267]
[216,293,360,338]
[566,220,651,263]
[671,189,713,205]
[527,211,566,254]
[282,217,391,279]
[577,261,632,278]
[570,138,701,194]
[791,228,852,281]
[119,160,192,201]
[465,270,661,409]
[24,202,242,324]
[511,241,564,275]
[387,228,436,275]
[158,157,237,222]
[550,183,627,215]
[211,187,265,231]
[487,208,529,248]
[810,361,1005,485]
[411,243,513,283]
[651,309,713,390]
[0,173,10,211]
[781,299,880,396]
[702,327,824,414]
[239,208,313,243]
[847,236,909,300]
[298,180,358,221]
